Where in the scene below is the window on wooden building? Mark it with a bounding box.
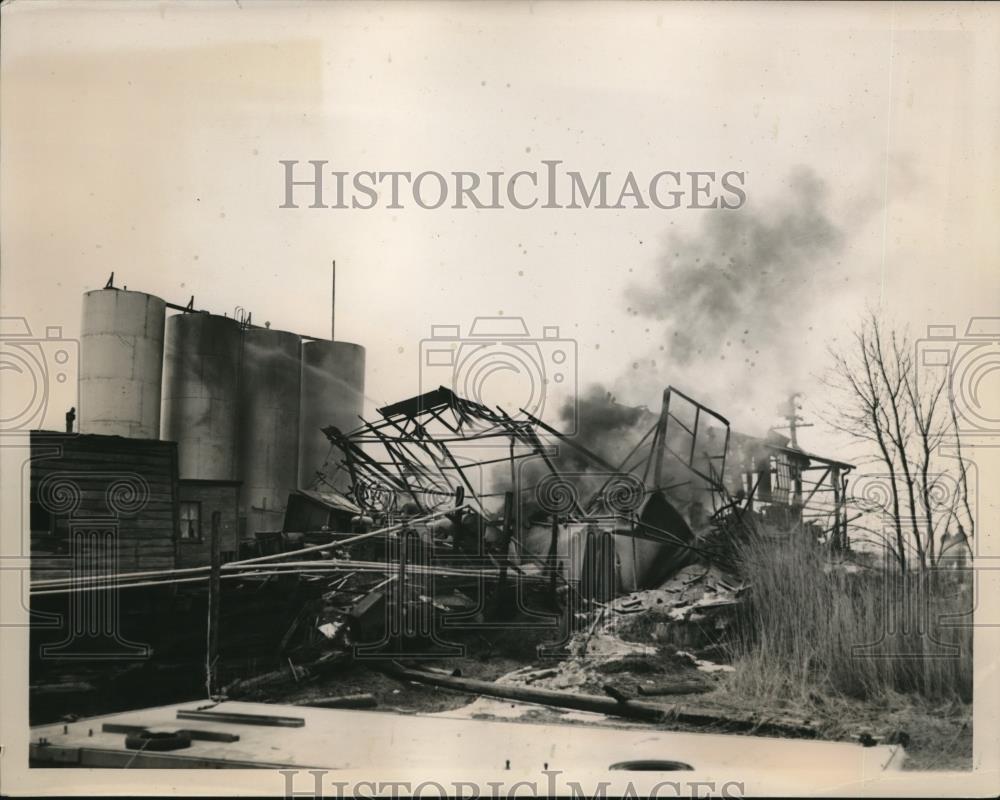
[29,487,70,553]
[179,501,202,540]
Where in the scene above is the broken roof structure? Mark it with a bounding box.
[315,385,854,598]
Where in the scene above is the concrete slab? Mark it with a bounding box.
[30,698,905,775]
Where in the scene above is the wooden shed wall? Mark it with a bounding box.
[30,431,179,579]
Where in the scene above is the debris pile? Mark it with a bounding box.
[606,562,746,651]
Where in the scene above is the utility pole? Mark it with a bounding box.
[206,511,221,698]
[779,392,813,450]
[777,393,813,513]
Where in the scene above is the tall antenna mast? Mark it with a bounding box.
[331,259,336,341]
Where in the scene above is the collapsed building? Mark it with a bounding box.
[313,383,854,603]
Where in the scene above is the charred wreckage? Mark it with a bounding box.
[31,383,853,695]
[30,378,854,729]
[229,383,854,686]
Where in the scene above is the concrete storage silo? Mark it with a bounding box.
[238,328,302,534]
[161,313,243,480]
[298,340,365,489]
[79,288,166,438]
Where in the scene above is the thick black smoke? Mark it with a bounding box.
[628,167,842,366]
[492,168,851,520]
[622,166,847,431]
[557,384,653,472]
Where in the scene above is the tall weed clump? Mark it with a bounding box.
[727,535,972,704]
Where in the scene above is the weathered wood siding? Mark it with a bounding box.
[30,430,179,579]
[176,480,241,568]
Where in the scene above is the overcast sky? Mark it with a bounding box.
[2,1,998,460]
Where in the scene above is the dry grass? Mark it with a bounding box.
[727,535,972,706]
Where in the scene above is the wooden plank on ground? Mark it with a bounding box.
[176,709,305,728]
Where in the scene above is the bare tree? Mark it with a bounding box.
[945,379,977,549]
[904,352,946,565]
[825,312,974,573]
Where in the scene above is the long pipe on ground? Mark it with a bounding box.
[381,662,667,722]
[379,662,820,738]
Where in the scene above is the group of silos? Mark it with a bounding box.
[77,288,365,535]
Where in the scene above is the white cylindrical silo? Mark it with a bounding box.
[298,340,365,489]
[79,288,166,438]
[160,312,243,480]
[238,328,302,534]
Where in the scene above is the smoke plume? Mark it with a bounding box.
[621,166,848,433]
[557,385,653,472]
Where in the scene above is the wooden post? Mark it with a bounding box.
[206,511,222,698]
[499,492,515,586]
[652,389,670,489]
[494,491,516,612]
[831,466,842,551]
[548,515,560,600]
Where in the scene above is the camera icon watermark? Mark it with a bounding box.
[916,317,1000,439]
[419,316,578,433]
[530,470,646,519]
[27,470,152,660]
[0,317,78,435]
[515,464,649,651]
[850,471,971,520]
[848,470,976,567]
[847,461,990,645]
[914,316,997,564]
[849,539,972,664]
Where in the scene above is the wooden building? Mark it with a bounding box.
[29,431,180,579]
[176,479,241,568]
